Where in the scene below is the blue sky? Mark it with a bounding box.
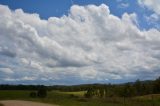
[0,0,132,18]
[0,0,156,29]
[0,0,160,85]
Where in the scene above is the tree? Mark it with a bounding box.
[122,83,134,97]
[104,88,108,97]
[153,77,160,93]
[84,88,95,98]
[99,89,105,98]
[134,79,142,96]
[37,86,47,98]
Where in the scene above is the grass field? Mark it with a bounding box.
[0,90,160,106]
[58,91,86,97]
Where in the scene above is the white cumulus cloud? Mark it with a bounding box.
[0,4,160,84]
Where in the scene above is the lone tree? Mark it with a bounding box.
[37,86,47,98]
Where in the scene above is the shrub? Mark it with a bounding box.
[37,87,47,98]
[69,94,78,98]
[30,92,37,98]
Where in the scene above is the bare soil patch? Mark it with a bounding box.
[0,100,58,106]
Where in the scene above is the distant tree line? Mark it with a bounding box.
[0,77,160,98]
[0,85,44,90]
[84,77,160,98]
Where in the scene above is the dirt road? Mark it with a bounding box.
[0,100,59,106]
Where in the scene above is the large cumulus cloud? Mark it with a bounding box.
[0,4,160,84]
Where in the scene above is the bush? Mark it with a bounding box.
[69,94,78,98]
[30,92,37,98]
[37,87,47,98]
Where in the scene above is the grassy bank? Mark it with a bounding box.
[0,90,160,106]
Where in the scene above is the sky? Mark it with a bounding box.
[0,0,160,85]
